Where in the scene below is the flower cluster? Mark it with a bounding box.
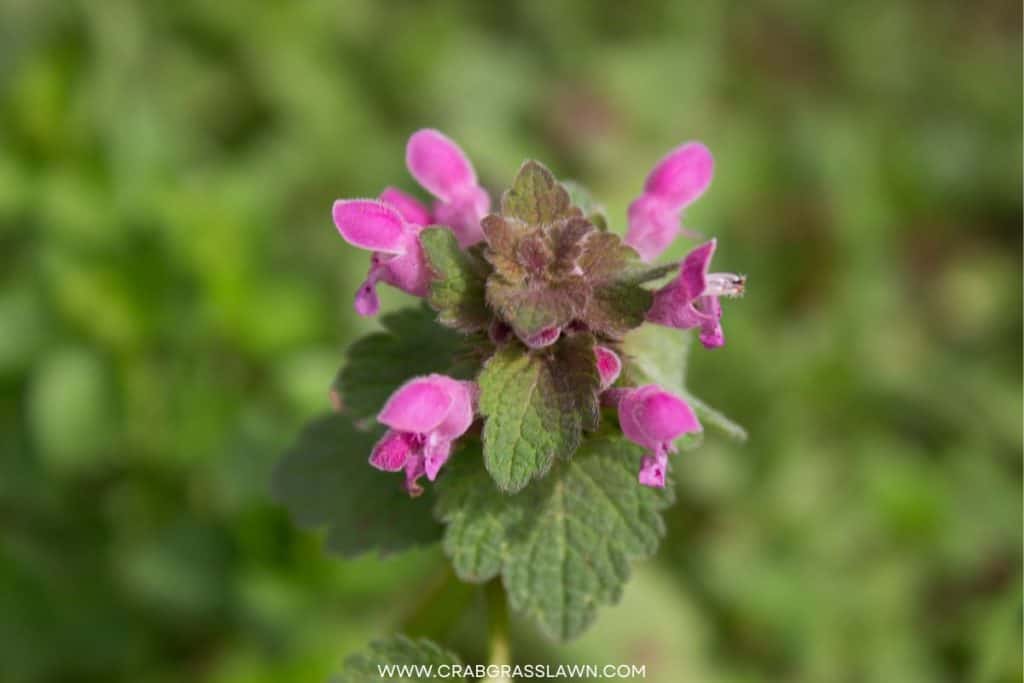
[332,130,744,494]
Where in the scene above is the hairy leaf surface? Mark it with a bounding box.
[420,227,491,332]
[334,635,464,682]
[477,335,600,492]
[272,414,443,557]
[436,435,675,641]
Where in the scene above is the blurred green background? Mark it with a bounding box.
[1,1,1021,681]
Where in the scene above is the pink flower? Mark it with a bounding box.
[595,346,622,390]
[379,186,433,226]
[406,129,490,247]
[625,142,714,262]
[606,385,700,488]
[332,199,431,317]
[646,239,744,349]
[369,374,477,496]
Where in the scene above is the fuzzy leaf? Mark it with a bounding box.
[419,227,491,331]
[271,414,443,558]
[478,335,600,492]
[485,276,586,341]
[334,635,464,682]
[501,160,578,226]
[336,305,478,421]
[481,214,528,283]
[623,324,747,441]
[577,232,654,338]
[436,434,675,641]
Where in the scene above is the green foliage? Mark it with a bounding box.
[0,2,1019,681]
[437,435,675,641]
[500,160,577,226]
[477,336,600,492]
[335,305,479,421]
[271,414,443,557]
[334,635,464,682]
[419,228,491,332]
[576,231,655,339]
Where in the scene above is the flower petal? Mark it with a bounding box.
[618,385,700,451]
[595,346,622,390]
[429,377,476,442]
[643,142,714,208]
[645,240,717,329]
[524,325,561,349]
[369,430,415,472]
[377,376,454,434]
[680,239,715,299]
[432,192,489,247]
[625,194,680,263]
[353,278,381,316]
[406,129,478,203]
[379,186,432,226]
[423,437,453,481]
[333,200,408,254]
[404,454,426,497]
[638,453,668,488]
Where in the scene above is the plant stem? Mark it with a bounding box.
[484,578,512,681]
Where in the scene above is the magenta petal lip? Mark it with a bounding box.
[333,200,408,254]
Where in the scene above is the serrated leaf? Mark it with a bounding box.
[485,275,585,341]
[481,214,528,283]
[547,217,593,276]
[334,635,464,683]
[419,227,491,332]
[478,335,600,492]
[436,434,675,641]
[623,323,747,441]
[577,232,654,338]
[272,414,443,557]
[501,161,578,226]
[336,305,478,421]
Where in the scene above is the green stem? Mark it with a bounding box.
[484,578,511,680]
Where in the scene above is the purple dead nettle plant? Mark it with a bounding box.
[333,129,744,488]
[275,128,747,649]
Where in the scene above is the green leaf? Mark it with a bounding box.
[334,635,464,682]
[271,414,443,557]
[623,323,748,441]
[478,335,600,492]
[485,275,585,341]
[419,227,491,332]
[500,160,577,226]
[577,232,654,338]
[481,214,528,283]
[436,434,675,641]
[336,305,478,421]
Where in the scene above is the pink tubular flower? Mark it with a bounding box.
[625,142,714,262]
[369,374,477,496]
[606,385,701,488]
[595,346,622,390]
[332,199,431,317]
[379,186,432,226]
[406,129,490,247]
[646,239,744,349]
